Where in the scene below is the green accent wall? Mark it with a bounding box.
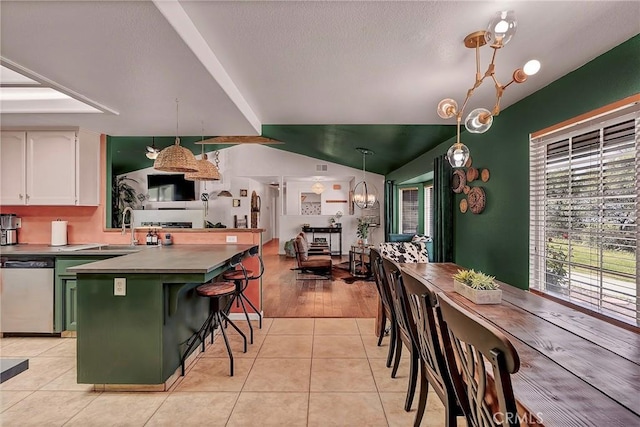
[386,34,640,289]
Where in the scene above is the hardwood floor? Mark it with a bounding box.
[261,239,378,318]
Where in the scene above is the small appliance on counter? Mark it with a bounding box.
[0,213,19,246]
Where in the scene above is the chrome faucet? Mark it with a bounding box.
[121,207,138,246]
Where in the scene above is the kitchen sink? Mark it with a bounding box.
[74,245,146,253]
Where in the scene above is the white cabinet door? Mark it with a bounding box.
[0,131,27,205]
[27,131,77,205]
[76,129,100,206]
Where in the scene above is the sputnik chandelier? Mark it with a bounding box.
[438,10,541,168]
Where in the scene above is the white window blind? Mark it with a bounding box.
[399,187,418,234]
[530,107,639,326]
[424,185,433,237]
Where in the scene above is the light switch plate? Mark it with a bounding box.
[226,235,237,243]
[114,278,126,296]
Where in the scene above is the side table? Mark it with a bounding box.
[349,245,373,278]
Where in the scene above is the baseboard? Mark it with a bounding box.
[227,311,263,321]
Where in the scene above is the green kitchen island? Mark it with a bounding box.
[69,244,255,390]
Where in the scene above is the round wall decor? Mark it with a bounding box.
[468,186,486,214]
[466,167,479,182]
[463,185,470,194]
[464,156,473,168]
[481,168,490,182]
[451,170,466,193]
[460,198,468,213]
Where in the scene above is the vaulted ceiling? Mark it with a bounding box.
[1,1,639,174]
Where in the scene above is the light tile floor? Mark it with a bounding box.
[0,318,466,426]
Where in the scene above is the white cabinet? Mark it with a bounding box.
[0,129,100,206]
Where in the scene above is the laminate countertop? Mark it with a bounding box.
[0,243,144,256]
[67,244,256,274]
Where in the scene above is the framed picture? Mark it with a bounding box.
[239,189,248,197]
[233,199,241,207]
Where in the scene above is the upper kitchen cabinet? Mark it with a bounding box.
[0,129,100,206]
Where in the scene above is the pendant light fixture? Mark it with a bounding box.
[311,181,325,194]
[185,123,221,181]
[438,10,540,168]
[153,99,198,172]
[145,137,159,160]
[353,147,378,209]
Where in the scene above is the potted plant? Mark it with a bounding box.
[452,269,502,304]
[357,217,370,245]
[334,211,343,228]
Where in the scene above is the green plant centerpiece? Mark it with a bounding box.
[452,269,502,304]
[357,217,370,244]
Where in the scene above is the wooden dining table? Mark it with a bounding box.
[400,262,640,427]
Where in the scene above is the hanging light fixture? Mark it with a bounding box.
[311,181,325,194]
[145,137,159,160]
[353,147,378,209]
[185,123,221,181]
[438,10,540,168]
[153,99,198,172]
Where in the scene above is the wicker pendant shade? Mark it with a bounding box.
[153,137,199,173]
[185,153,221,181]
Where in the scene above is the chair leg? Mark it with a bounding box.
[220,311,247,353]
[391,332,402,378]
[404,346,419,412]
[215,311,234,376]
[241,292,263,329]
[377,312,387,347]
[180,310,213,376]
[237,293,254,344]
[386,320,396,368]
[414,361,429,427]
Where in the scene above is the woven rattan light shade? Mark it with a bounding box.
[185,153,221,181]
[153,138,199,172]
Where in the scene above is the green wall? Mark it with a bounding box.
[387,34,640,289]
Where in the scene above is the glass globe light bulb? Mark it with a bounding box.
[523,59,541,76]
[311,182,324,194]
[465,108,493,134]
[437,98,458,119]
[485,10,517,47]
[447,143,470,168]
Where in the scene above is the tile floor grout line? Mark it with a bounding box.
[360,323,394,427]
[0,389,36,414]
[59,389,103,427]
[306,318,316,426]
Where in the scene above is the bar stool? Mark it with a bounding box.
[180,280,247,377]
[223,246,264,344]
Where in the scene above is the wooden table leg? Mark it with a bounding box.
[375,295,382,337]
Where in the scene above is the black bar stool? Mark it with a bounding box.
[180,280,247,377]
[222,246,264,344]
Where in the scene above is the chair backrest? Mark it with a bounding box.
[400,268,457,405]
[369,248,393,317]
[438,292,521,427]
[294,234,309,265]
[247,245,265,279]
[381,257,416,343]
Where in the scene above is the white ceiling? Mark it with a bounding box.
[1,1,638,136]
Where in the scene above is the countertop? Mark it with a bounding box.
[0,244,146,256]
[68,244,256,274]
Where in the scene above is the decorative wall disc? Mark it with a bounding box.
[468,186,486,214]
[451,170,466,193]
[481,169,490,182]
[463,185,470,194]
[466,167,479,182]
[460,198,468,213]
[465,156,473,168]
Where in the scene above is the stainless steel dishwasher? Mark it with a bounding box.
[0,257,55,333]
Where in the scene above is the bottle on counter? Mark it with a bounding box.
[146,230,152,245]
[151,229,158,245]
[164,233,172,246]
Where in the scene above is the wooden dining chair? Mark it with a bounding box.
[369,248,397,367]
[438,292,521,427]
[381,257,419,413]
[400,268,464,427]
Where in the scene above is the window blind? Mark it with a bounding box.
[530,108,639,325]
[424,185,433,237]
[400,187,418,234]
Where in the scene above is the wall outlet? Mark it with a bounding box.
[114,278,126,296]
[226,235,238,243]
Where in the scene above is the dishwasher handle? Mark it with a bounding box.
[1,258,55,268]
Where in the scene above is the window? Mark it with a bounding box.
[424,185,433,237]
[399,187,418,234]
[530,106,639,326]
